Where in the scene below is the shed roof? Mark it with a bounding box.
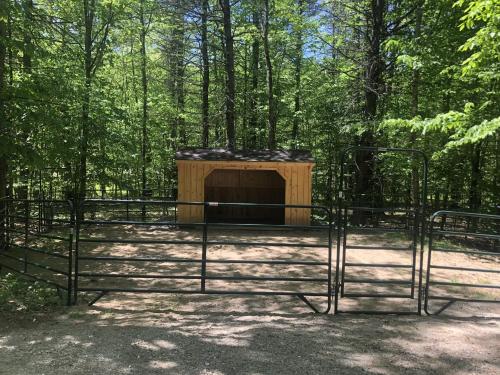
[175,148,314,163]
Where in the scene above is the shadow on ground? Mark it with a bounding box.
[0,293,499,375]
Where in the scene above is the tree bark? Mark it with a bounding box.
[23,0,33,73]
[220,0,236,149]
[249,9,260,149]
[469,143,482,211]
[78,0,111,203]
[0,1,8,246]
[261,0,276,149]
[79,0,94,201]
[242,43,249,149]
[291,0,303,147]
[364,0,384,122]
[167,1,186,148]
[410,2,423,208]
[411,3,422,119]
[353,0,385,225]
[201,0,210,147]
[16,0,34,200]
[140,0,149,200]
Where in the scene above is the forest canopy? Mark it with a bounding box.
[0,0,498,212]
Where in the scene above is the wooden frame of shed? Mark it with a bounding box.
[176,149,315,225]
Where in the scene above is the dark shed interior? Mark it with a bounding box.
[204,169,285,224]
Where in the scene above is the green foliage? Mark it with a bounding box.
[0,273,61,312]
[455,0,500,79]
[1,0,499,211]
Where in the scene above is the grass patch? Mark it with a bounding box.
[0,273,62,312]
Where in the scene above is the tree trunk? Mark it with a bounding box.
[220,0,236,149]
[249,9,260,149]
[242,43,249,149]
[410,2,423,208]
[201,0,210,147]
[79,0,94,201]
[140,0,149,200]
[411,3,422,118]
[168,1,186,148]
[364,0,384,122]
[291,0,303,147]
[469,142,483,230]
[16,0,34,201]
[0,1,8,247]
[469,143,482,211]
[262,0,276,149]
[23,0,33,73]
[353,0,385,225]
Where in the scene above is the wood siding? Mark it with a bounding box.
[176,160,314,225]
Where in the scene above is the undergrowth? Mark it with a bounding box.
[0,273,61,312]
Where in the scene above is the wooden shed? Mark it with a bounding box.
[176,148,314,225]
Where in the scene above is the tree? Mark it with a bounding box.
[261,0,277,149]
[139,0,152,200]
[219,0,236,149]
[0,0,8,246]
[291,0,304,147]
[248,6,260,149]
[79,0,113,200]
[201,0,210,147]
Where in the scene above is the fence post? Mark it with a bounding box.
[23,200,30,273]
[0,198,6,252]
[417,155,429,315]
[67,200,75,306]
[126,190,130,221]
[73,199,81,305]
[201,203,208,293]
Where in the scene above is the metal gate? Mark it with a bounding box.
[424,211,499,315]
[335,147,428,314]
[0,198,74,305]
[74,199,333,313]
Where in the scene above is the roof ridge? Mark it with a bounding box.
[175,148,314,162]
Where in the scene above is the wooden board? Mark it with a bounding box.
[176,160,314,225]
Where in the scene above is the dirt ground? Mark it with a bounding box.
[0,225,499,374]
[0,294,499,375]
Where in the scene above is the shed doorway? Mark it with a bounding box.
[204,169,285,224]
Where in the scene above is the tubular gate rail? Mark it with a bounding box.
[335,147,428,314]
[0,198,74,305]
[74,199,333,313]
[424,211,500,315]
[2,197,499,316]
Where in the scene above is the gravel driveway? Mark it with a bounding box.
[1,293,499,375]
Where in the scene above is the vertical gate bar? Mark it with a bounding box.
[334,208,342,312]
[2,198,9,250]
[38,171,42,233]
[340,208,348,297]
[126,190,130,221]
[334,205,341,313]
[335,152,346,312]
[24,199,29,273]
[423,216,435,315]
[410,209,419,298]
[327,207,333,313]
[3,198,11,250]
[66,223,73,306]
[66,200,74,306]
[201,203,207,293]
[417,156,429,314]
[73,200,81,305]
